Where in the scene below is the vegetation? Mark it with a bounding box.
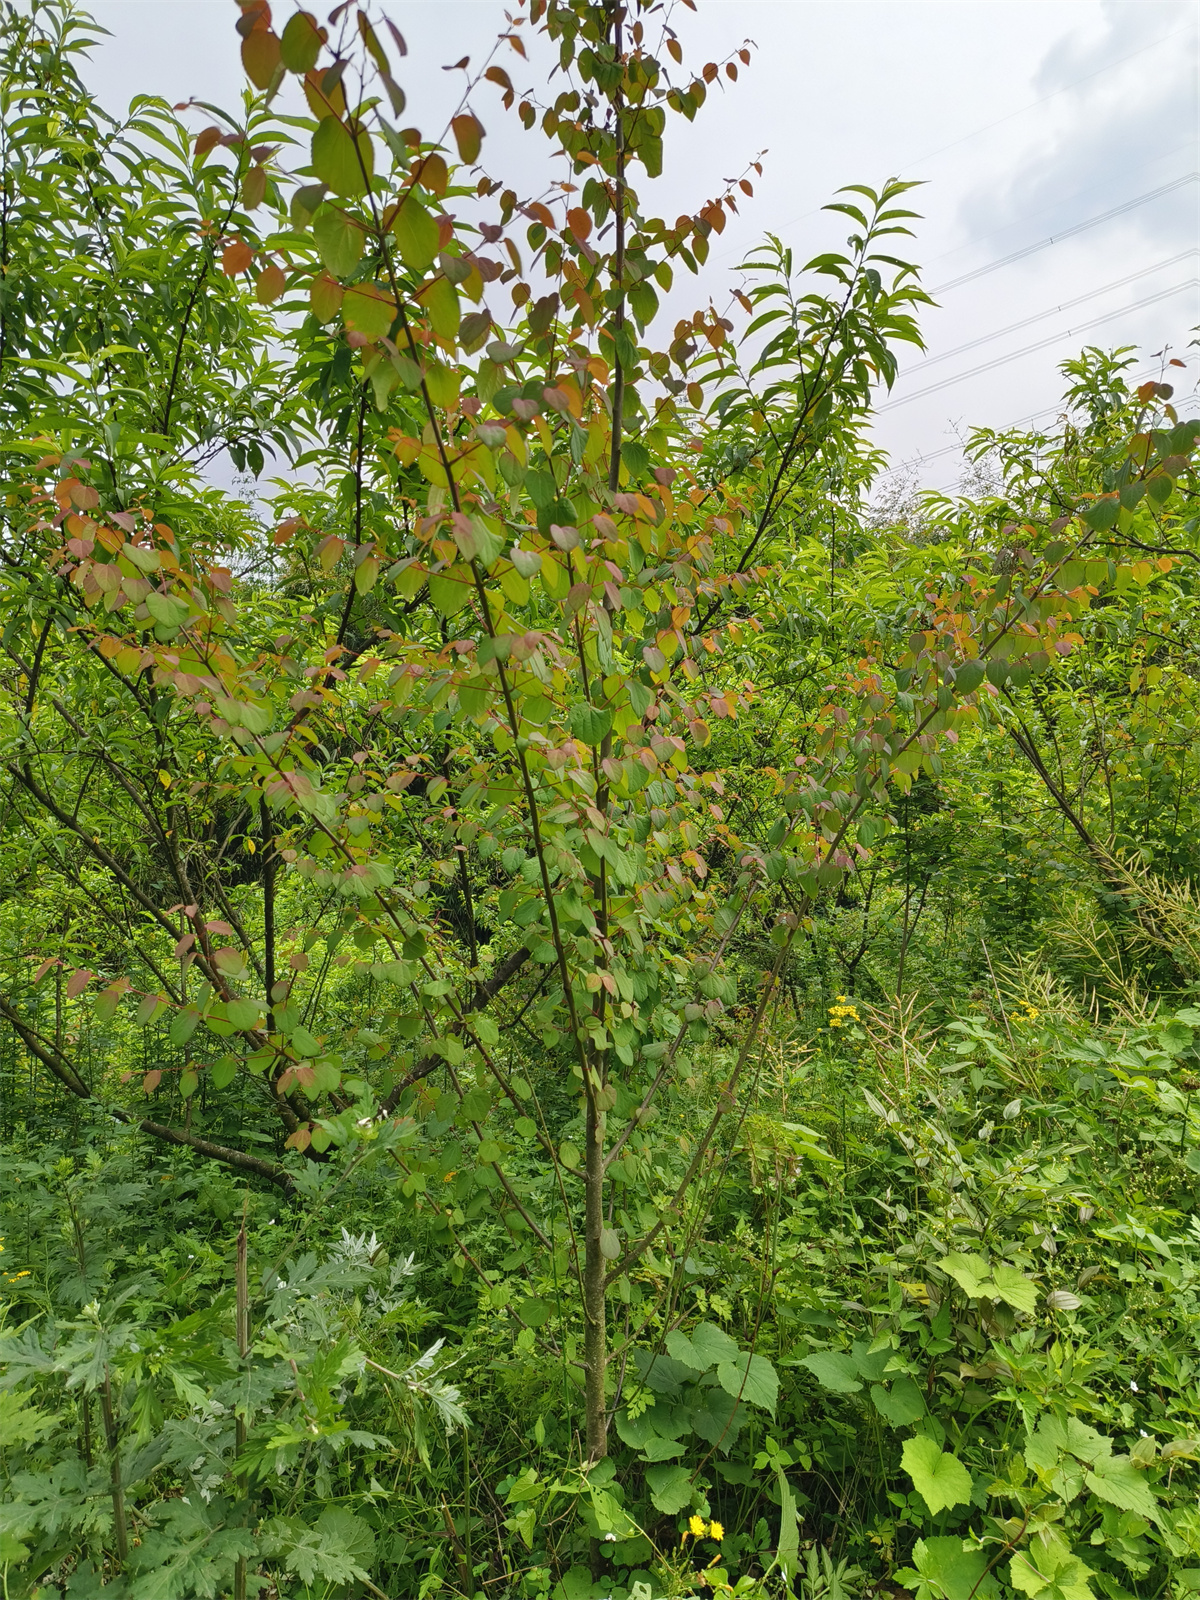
[1,2,1199,1597]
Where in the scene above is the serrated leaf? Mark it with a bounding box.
[988,1264,1038,1315]
[901,1436,973,1514]
[871,1376,926,1426]
[799,1350,861,1393]
[939,1252,992,1298]
[1085,1455,1158,1521]
[644,1463,693,1513]
[716,1353,778,1414]
[902,1536,997,1600]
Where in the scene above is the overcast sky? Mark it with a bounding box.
[83,0,1199,492]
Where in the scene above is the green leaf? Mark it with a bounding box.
[280,10,324,73]
[716,1353,778,1414]
[1009,1536,1096,1600]
[689,1321,740,1367]
[776,1468,799,1582]
[211,1057,238,1090]
[1025,1415,1111,1472]
[0,1389,54,1448]
[343,283,396,339]
[226,999,261,1031]
[988,1263,1038,1315]
[1084,1456,1158,1522]
[393,196,439,270]
[429,568,474,615]
[644,1463,693,1513]
[901,1436,973,1514]
[568,702,612,746]
[312,116,373,198]
[800,1350,862,1393]
[312,207,366,277]
[1080,495,1119,531]
[954,659,985,694]
[665,1329,706,1370]
[900,1536,997,1600]
[871,1376,926,1426]
[145,591,189,628]
[642,1435,685,1461]
[420,275,461,341]
[169,1008,201,1046]
[939,1252,991,1298]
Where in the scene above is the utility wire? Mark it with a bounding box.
[929,173,1198,295]
[906,251,1198,373]
[876,279,1200,412]
[877,362,1185,479]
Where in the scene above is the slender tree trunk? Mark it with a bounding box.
[234,1220,250,1600]
[583,1089,608,1464]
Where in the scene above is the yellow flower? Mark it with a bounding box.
[709,1520,724,1541]
[689,1515,707,1538]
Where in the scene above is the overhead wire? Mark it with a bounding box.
[929,173,1199,295]
[875,361,1191,485]
[907,251,1198,374]
[876,279,1200,413]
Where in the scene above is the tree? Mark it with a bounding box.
[2,5,1198,1588]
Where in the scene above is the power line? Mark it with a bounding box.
[876,279,1199,413]
[907,251,1197,374]
[877,363,1188,480]
[929,173,1198,295]
[919,136,1198,275]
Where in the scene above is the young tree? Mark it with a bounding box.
[2,5,1188,1565]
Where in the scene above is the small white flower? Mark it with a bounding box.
[1130,1380,1139,1392]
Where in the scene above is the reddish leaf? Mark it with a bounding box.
[143,1069,162,1096]
[412,151,449,197]
[310,272,343,323]
[195,125,223,157]
[66,968,93,999]
[31,957,59,984]
[222,240,253,276]
[242,27,281,89]
[256,262,286,303]
[566,207,592,242]
[451,113,484,164]
[242,164,267,208]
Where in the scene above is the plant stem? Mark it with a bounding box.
[100,1368,128,1567]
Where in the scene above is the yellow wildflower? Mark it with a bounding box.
[827,996,860,1028]
[689,1515,707,1538]
[709,1520,724,1541]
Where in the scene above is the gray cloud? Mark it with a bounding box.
[959,1,1198,256]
